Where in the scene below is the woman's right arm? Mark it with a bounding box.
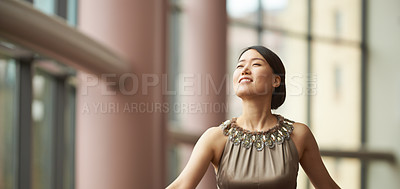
[166,127,221,189]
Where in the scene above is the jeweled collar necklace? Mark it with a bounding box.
[219,114,295,151]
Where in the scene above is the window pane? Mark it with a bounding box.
[168,6,182,122]
[0,59,18,189]
[63,84,76,189]
[262,31,308,122]
[33,0,56,15]
[311,41,361,149]
[312,0,361,42]
[322,157,361,189]
[32,71,55,189]
[227,26,259,71]
[367,161,400,189]
[262,0,308,35]
[227,0,259,24]
[167,144,181,184]
[67,0,78,26]
[227,26,258,118]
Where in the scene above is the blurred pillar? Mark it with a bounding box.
[76,0,167,189]
[179,0,227,188]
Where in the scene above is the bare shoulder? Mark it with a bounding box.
[201,126,228,166]
[290,122,313,160]
[199,126,227,150]
[202,126,225,138]
[166,126,227,188]
[292,122,312,138]
[199,126,226,146]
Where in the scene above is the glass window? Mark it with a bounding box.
[30,60,76,189]
[167,1,183,183]
[2,1,78,187]
[168,148,183,183]
[227,25,259,71]
[312,0,361,42]
[322,157,361,189]
[227,25,258,118]
[33,0,56,15]
[311,41,361,149]
[227,0,260,25]
[31,70,56,189]
[262,0,308,35]
[168,4,182,122]
[63,83,76,189]
[262,31,308,122]
[67,0,78,26]
[0,59,18,189]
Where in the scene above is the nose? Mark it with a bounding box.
[241,65,250,75]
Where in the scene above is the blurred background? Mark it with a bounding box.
[0,0,399,188]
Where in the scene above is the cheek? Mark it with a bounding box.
[255,69,274,81]
[232,70,240,85]
[254,72,274,90]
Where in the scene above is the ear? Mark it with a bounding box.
[273,75,281,88]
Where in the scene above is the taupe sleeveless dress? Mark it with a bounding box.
[216,115,299,189]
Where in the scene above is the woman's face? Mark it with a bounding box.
[233,49,280,99]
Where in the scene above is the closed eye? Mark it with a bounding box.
[253,63,261,66]
[236,65,244,68]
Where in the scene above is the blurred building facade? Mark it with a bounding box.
[0,0,399,189]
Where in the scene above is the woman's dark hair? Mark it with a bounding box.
[238,45,286,110]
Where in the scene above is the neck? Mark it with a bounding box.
[238,96,277,131]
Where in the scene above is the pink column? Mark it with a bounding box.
[179,0,227,188]
[76,0,167,189]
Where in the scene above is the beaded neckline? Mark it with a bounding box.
[219,114,295,151]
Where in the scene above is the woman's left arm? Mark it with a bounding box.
[293,123,341,189]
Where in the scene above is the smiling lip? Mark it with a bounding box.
[239,77,253,83]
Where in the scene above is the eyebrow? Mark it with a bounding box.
[238,58,267,63]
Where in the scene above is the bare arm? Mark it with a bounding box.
[294,123,340,189]
[166,127,221,189]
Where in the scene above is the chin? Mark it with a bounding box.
[235,88,272,99]
[235,90,256,99]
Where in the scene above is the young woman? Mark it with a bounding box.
[167,46,340,189]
